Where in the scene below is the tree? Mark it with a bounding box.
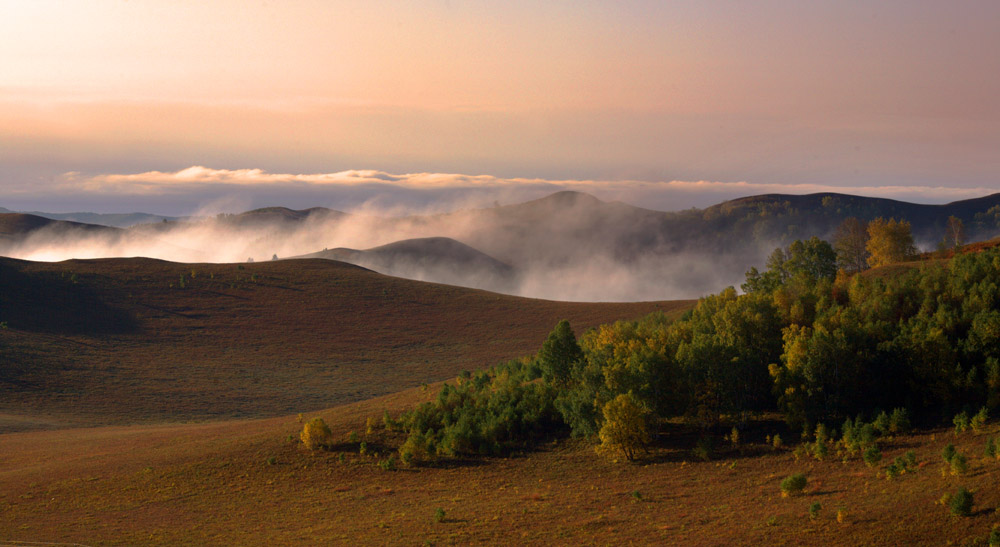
[866,217,916,267]
[945,216,966,249]
[834,217,869,273]
[597,392,650,461]
[300,417,333,450]
[537,320,583,386]
[743,237,836,293]
[784,237,837,281]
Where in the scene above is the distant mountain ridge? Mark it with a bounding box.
[0,207,177,228]
[3,190,1000,300]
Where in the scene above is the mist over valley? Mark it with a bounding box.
[3,190,1000,301]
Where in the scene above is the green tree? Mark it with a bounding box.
[866,217,916,267]
[537,320,584,386]
[743,237,836,293]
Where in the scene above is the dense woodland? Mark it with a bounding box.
[360,217,1000,463]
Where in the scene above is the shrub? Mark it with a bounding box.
[836,507,847,524]
[378,456,397,471]
[863,445,882,467]
[954,411,970,435]
[812,439,828,461]
[780,473,807,496]
[300,418,333,451]
[989,525,1000,547]
[889,408,911,434]
[347,430,359,443]
[873,411,891,435]
[943,443,957,463]
[904,450,917,467]
[433,507,446,523]
[985,437,998,460]
[809,502,822,520]
[597,393,651,461]
[971,407,989,433]
[950,453,968,476]
[383,410,401,431]
[729,426,740,449]
[692,436,714,462]
[857,423,877,449]
[948,487,973,517]
[772,434,783,450]
[885,461,902,479]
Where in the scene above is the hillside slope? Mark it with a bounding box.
[297,237,517,292]
[5,191,1000,300]
[0,256,689,430]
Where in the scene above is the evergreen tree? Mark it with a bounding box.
[537,320,583,386]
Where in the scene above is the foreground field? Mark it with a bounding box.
[0,257,689,429]
[1,382,998,546]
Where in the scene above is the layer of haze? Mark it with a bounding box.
[3,195,750,302]
[2,1,999,215]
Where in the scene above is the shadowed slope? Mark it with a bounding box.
[0,256,690,429]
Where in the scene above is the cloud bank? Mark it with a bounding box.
[49,166,999,216]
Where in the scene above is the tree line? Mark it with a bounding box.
[389,216,996,463]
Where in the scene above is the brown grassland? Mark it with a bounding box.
[2,255,1000,545]
[0,256,688,430]
[1,382,999,545]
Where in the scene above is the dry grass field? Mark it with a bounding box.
[2,382,998,546]
[3,254,1000,545]
[0,257,690,430]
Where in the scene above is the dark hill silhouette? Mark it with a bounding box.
[0,209,177,227]
[4,191,1000,300]
[224,206,347,226]
[702,192,1000,244]
[0,213,121,237]
[297,237,516,292]
[0,213,123,248]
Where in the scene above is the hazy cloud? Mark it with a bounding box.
[55,167,1000,214]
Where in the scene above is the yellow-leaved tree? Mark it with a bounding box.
[597,392,650,461]
[866,217,916,267]
[300,417,333,451]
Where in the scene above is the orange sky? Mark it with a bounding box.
[1,1,998,213]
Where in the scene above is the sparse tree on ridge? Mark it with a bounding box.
[866,217,916,267]
[945,216,966,249]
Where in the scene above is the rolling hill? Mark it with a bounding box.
[0,213,122,244]
[4,190,1000,300]
[295,237,517,292]
[0,256,690,431]
[0,207,178,227]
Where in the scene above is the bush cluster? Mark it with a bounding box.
[389,243,1000,465]
[780,473,807,496]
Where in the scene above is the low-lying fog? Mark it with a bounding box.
[1,197,769,302]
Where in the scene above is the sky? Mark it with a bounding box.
[1,0,998,215]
